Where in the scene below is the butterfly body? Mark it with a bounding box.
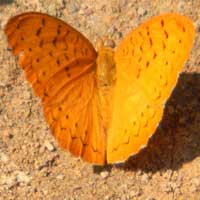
[96,47,115,136]
[96,46,116,87]
[5,12,195,165]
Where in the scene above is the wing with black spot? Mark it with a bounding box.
[107,13,195,163]
[5,12,105,164]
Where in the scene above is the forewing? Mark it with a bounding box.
[5,12,105,164]
[108,14,195,163]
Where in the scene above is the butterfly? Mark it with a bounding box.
[5,12,195,165]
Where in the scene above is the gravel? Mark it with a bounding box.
[0,0,200,199]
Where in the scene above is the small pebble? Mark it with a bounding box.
[16,171,31,184]
[141,173,150,183]
[100,171,109,179]
[2,129,13,140]
[84,7,93,16]
[56,174,65,180]
[1,175,16,188]
[68,1,80,13]
[79,9,84,15]
[129,187,142,197]
[44,140,55,152]
[161,182,173,193]
[0,152,9,163]
[137,7,147,16]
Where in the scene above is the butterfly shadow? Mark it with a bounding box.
[0,0,13,5]
[109,72,200,174]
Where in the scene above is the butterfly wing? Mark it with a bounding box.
[108,14,195,163]
[5,12,105,164]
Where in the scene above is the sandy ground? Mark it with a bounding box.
[0,0,200,199]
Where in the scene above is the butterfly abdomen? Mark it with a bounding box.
[96,47,116,134]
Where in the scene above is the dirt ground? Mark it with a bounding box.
[0,0,200,199]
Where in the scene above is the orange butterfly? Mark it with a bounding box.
[5,12,195,165]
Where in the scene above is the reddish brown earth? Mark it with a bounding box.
[0,0,200,199]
